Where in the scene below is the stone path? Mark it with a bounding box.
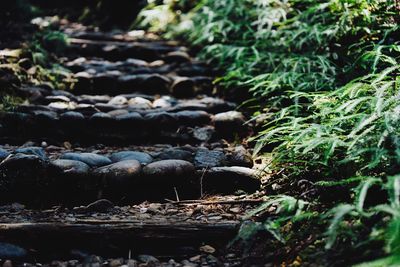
[0,21,264,266]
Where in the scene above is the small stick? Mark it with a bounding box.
[165,198,265,205]
[174,187,180,202]
[200,167,209,198]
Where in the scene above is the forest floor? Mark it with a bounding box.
[0,17,271,267]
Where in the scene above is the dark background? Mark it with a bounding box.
[1,0,147,29]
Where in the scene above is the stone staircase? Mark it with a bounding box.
[0,22,263,266]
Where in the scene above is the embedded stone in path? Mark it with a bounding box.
[128,97,153,109]
[93,160,142,190]
[51,159,91,175]
[94,160,141,178]
[230,146,253,168]
[108,95,128,105]
[90,112,114,125]
[164,50,192,63]
[60,111,85,121]
[33,111,59,124]
[15,146,48,160]
[0,242,28,260]
[171,77,195,98]
[157,148,193,161]
[213,111,246,132]
[153,97,174,108]
[116,112,144,124]
[109,151,153,164]
[175,110,211,126]
[193,126,215,142]
[143,160,195,178]
[194,148,227,168]
[61,152,112,167]
[108,109,129,117]
[144,111,178,128]
[118,74,171,94]
[0,148,10,160]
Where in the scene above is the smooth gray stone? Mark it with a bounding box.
[94,103,125,112]
[153,97,176,108]
[157,148,193,161]
[51,89,77,100]
[194,148,227,168]
[128,97,153,109]
[115,112,144,126]
[138,254,159,264]
[51,159,91,175]
[143,160,195,177]
[45,95,70,103]
[119,74,170,93]
[199,97,237,113]
[80,94,111,103]
[110,151,153,164]
[33,110,59,121]
[74,104,99,114]
[171,77,195,98]
[108,95,128,105]
[0,148,10,160]
[0,153,46,168]
[61,152,112,167]
[93,160,142,183]
[60,111,85,121]
[230,146,253,168]
[0,242,28,259]
[144,111,177,126]
[89,112,116,128]
[213,111,245,130]
[164,51,191,63]
[192,126,215,142]
[90,112,114,120]
[108,109,129,117]
[15,146,47,160]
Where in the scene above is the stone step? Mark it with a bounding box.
[0,19,260,267]
[0,108,248,144]
[62,27,168,43]
[65,38,187,61]
[17,87,236,114]
[72,73,214,97]
[64,57,212,77]
[64,59,215,96]
[67,30,159,42]
[2,89,248,145]
[0,145,261,205]
[0,221,238,261]
[0,199,249,260]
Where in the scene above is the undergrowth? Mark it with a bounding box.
[0,2,74,111]
[138,0,400,265]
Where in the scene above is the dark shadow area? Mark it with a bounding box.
[2,0,147,30]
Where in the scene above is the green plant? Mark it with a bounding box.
[0,95,24,111]
[139,0,400,264]
[324,175,400,266]
[242,195,312,242]
[26,30,73,89]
